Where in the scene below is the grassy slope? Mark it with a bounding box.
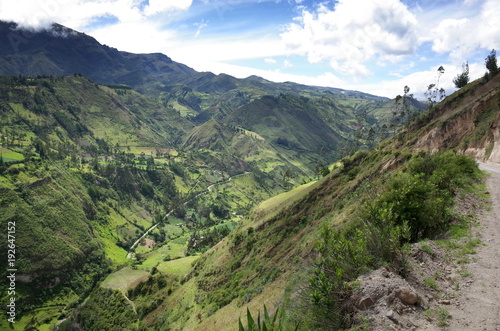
[146,75,500,330]
[183,119,315,182]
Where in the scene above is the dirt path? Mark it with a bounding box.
[445,162,500,330]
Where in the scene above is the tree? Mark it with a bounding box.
[485,49,498,77]
[453,62,470,89]
[282,167,293,190]
[425,66,446,109]
[392,85,413,128]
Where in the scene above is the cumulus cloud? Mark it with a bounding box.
[0,0,192,30]
[431,0,500,62]
[280,0,419,80]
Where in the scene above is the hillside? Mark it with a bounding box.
[0,21,402,124]
[0,21,196,88]
[224,94,352,156]
[2,20,493,331]
[64,73,498,331]
[0,74,280,330]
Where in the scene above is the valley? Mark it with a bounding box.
[0,21,499,331]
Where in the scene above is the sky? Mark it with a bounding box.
[0,0,499,99]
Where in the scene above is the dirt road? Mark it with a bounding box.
[445,162,500,330]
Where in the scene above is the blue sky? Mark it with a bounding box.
[1,0,499,99]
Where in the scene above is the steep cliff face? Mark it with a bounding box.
[410,74,500,162]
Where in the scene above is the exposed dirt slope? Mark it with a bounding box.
[409,74,500,162]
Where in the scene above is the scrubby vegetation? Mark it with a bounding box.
[303,151,482,329]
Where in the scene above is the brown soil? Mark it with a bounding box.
[348,161,500,330]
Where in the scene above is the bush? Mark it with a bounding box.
[239,305,293,331]
[378,172,452,241]
[374,152,481,242]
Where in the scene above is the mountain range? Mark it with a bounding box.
[1,20,497,331]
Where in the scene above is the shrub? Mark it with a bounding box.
[378,172,452,241]
[239,305,294,331]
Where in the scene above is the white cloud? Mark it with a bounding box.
[194,20,208,37]
[89,20,178,54]
[143,0,192,16]
[430,0,500,62]
[166,34,287,64]
[283,59,293,68]
[280,0,419,80]
[350,61,486,99]
[265,58,277,64]
[0,0,192,30]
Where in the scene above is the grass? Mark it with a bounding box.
[137,241,188,271]
[424,307,452,326]
[0,146,24,161]
[420,243,434,255]
[157,255,200,277]
[101,267,150,290]
[424,277,439,290]
[256,181,316,211]
[436,307,452,326]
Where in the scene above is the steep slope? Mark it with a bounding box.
[116,75,498,330]
[406,73,500,160]
[0,75,193,149]
[224,94,353,156]
[0,21,196,87]
[183,119,314,181]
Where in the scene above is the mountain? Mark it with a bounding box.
[57,74,497,331]
[0,21,196,88]
[0,20,459,331]
[224,94,351,155]
[0,21,400,123]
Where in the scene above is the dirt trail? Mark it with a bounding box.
[445,162,500,330]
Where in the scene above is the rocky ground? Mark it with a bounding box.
[347,162,500,331]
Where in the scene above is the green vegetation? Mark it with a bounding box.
[424,277,439,291]
[239,305,295,331]
[302,151,481,329]
[424,307,452,326]
[453,62,470,89]
[0,44,498,330]
[59,287,138,331]
[101,268,149,290]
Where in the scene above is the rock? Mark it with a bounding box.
[398,288,419,305]
[386,309,400,324]
[419,296,429,309]
[438,299,451,305]
[358,296,375,309]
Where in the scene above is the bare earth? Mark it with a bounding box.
[446,162,500,331]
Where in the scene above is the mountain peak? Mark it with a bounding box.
[0,20,194,85]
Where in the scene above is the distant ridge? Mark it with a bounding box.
[0,21,196,87]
